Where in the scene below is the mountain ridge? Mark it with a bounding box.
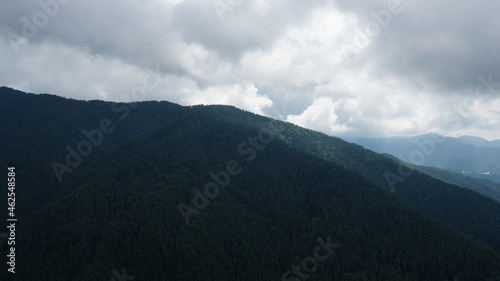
[1,87,500,280]
[458,135,500,148]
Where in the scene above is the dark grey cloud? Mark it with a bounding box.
[0,0,498,139]
[340,0,500,94]
[171,0,327,60]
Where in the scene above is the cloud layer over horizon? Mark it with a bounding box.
[1,0,499,139]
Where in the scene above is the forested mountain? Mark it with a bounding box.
[460,171,500,185]
[416,165,500,203]
[199,106,500,251]
[1,87,500,280]
[347,134,500,174]
[375,153,500,203]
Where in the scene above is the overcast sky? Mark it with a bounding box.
[1,0,499,140]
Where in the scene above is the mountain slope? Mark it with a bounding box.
[1,88,500,280]
[3,106,499,280]
[189,106,500,251]
[417,165,500,203]
[376,153,500,203]
[461,171,500,185]
[0,86,187,216]
[1,88,500,252]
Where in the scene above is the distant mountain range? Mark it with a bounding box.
[460,170,500,185]
[458,135,500,148]
[1,87,499,280]
[347,134,500,174]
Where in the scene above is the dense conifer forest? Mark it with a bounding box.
[1,87,499,280]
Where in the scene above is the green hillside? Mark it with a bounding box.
[416,165,500,203]
[193,105,500,251]
[0,88,499,280]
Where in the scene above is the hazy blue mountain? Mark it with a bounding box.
[347,134,500,174]
[458,135,500,148]
[459,171,500,185]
